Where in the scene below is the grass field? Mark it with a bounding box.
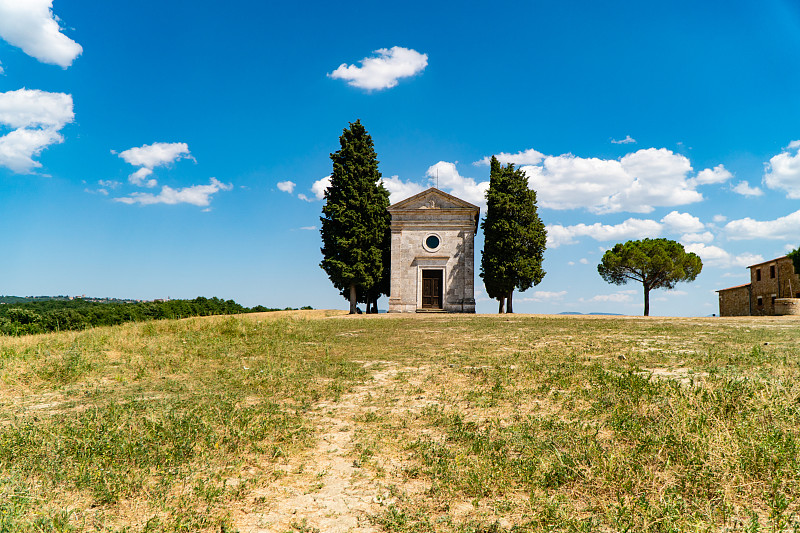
[1,310,799,532]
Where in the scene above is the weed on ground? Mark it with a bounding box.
[1,312,799,531]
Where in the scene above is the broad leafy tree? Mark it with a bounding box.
[597,238,702,316]
[789,247,800,275]
[320,120,391,314]
[480,156,547,313]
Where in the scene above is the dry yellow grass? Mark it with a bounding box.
[1,311,799,532]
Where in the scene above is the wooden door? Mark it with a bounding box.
[422,270,443,309]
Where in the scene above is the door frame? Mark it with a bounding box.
[421,269,444,309]
[416,265,446,310]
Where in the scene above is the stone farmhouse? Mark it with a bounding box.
[387,188,479,313]
[717,255,800,316]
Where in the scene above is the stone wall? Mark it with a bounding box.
[717,285,750,316]
[389,227,474,312]
[749,256,800,316]
[775,298,800,316]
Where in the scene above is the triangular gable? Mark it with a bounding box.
[388,188,479,212]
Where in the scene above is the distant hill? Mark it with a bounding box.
[560,311,624,316]
[0,295,139,304]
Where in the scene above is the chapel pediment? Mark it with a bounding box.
[387,188,479,212]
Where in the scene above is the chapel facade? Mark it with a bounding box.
[387,188,479,313]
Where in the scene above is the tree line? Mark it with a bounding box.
[0,297,310,336]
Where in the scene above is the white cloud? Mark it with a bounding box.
[712,214,727,223]
[724,209,800,241]
[129,167,156,188]
[277,180,295,194]
[693,244,725,263]
[684,243,763,269]
[611,135,636,144]
[547,218,663,248]
[310,166,472,205]
[764,141,800,198]
[297,193,312,202]
[617,148,701,212]
[521,154,628,212]
[0,126,63,174]
[579,258,589,264]
[473,149,545,167]
[653,289,690,303]
[425,161,488,207]
[309,162,484,207]
[680,231,714,244]
[98,179,121,189]
[0,0,82,68]
[0,89,73,173]
[118,142,193,187]
[298,226,317,231]
[661,211,704,233]
[0,88,74,129]
[118,142,193,169]
[735,253,764,267]
[519,148,702,214]
[328,46,428,90]
[114,178,232,207]
[88,179,122,196]
[732,180,764,197]
[311,175,331,200]
[381,175,425,204]
[581,290,637,303]
[521,291,567,302]
[84,186,108,196]
[691,164,732,185]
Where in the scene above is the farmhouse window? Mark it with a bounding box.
[770,265,776,278]
[757,296,763,306]
[756,269,761,281]
[772,295,777,305]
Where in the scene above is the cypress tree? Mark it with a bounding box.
[320,120,391,314]
[480,156,547,313]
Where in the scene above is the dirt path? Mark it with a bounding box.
[235,362,402,533]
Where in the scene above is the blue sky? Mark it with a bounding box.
[1,0,800,315]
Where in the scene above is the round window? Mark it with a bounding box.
[425,235,440,250]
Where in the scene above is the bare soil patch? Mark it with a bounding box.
[235,363,405,532]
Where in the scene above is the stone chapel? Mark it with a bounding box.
[387,188,479,313]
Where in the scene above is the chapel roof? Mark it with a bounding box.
[387,187,479,212]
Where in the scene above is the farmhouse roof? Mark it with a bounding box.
[716,283,751,293]
[746,255,789,269]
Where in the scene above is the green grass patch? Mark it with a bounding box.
[2,313,800,531]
